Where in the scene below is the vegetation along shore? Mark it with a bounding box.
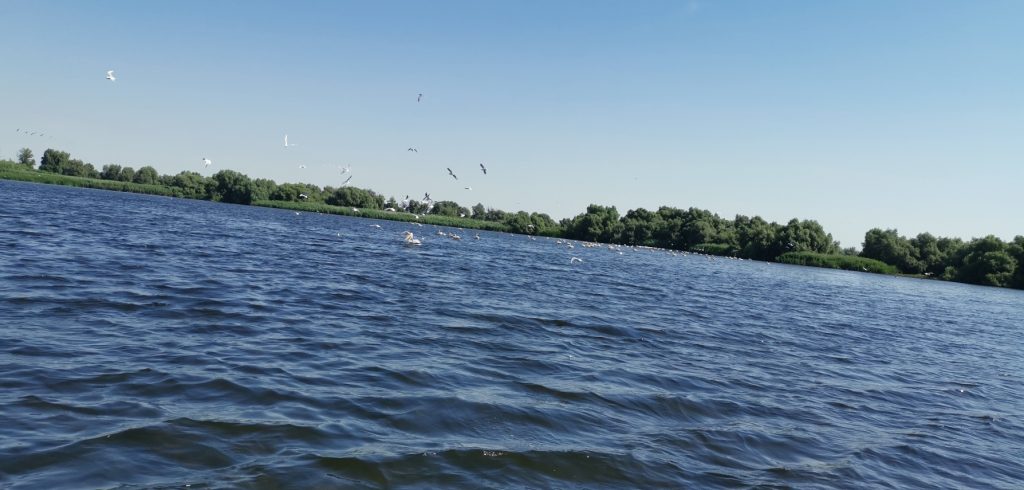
[4,147,1022,290]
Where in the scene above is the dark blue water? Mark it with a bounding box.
[1,180,1022,489]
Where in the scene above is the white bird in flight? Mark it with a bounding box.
[284,134,296,148]
[298,164,307,169]
[447,168,458,180]
[340,165,351,174]
[464,186,472,191]
[480,163,487,175]
[202,157,212,168]
[106,70,116,82]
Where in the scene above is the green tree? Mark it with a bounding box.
[861,228,921,273]
[1007,236,1024,288]
[472,203,486,218]
[133,166,160,185]
[211,169,254,204]
[735,215,782,260]
[326,186,384,209]
[430,200,462,217]
[251,178,278,201]
[564,204,623,243]
[100,164,123,180]
[170,171,210,199]
[777,219,837,255]
[38,149,70,174]
[956,235,1016,287]
[17,148,35,168]
[118,166,136,183]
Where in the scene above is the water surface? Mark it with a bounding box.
[1,180,1022,488]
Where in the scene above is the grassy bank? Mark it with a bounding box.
[252,199,512,231]
[0,162,175,197]
[776,251,899,274]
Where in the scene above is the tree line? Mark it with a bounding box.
[10,147,1023,290]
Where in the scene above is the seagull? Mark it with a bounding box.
[570,257,583,264]
[464,186,472,191]
[407,147,418,152]
[340,175,353,187]
[480,163,487,175]
[447,168,458,180]
[298,164,307,169]
[403,231,422,245]
[284,134,296,148]
[299,193,308,200]
[202,158,212,168]
[339,165,350,174]
[417,93,423,103]
[106,70,116,82]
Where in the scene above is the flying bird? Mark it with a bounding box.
[447,168,458,180]
[464,186,472,191]
[340,175,353,187]
[284,134,296,148]
[340,165,351,174]
[202,158,212,168]
[106,70,116,82]
[298,164,307,169]
[299,193,308,200]
[423,192,431,201]
[417,93,423,103]
[480,163,487,175]
[407,147,418,152]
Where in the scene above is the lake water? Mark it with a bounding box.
[1,180,1022,488]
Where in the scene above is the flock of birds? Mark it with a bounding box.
[92,71,524,256]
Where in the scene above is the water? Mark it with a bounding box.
[1,180,1022,489]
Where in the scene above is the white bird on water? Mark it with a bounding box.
[403,231,422,245]
[570,257,583,264]
[106,70,116,82]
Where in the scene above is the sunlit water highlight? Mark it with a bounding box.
[1,180,1022,488]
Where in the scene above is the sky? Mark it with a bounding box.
[1,0,1021,248]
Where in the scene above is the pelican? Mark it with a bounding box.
[403,231,422,245]
[202,158,212,168]
[480,163,487,175]
[106,70,116,82]
[447,168,458,180]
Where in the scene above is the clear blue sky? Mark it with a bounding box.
[2,0,1021,248]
